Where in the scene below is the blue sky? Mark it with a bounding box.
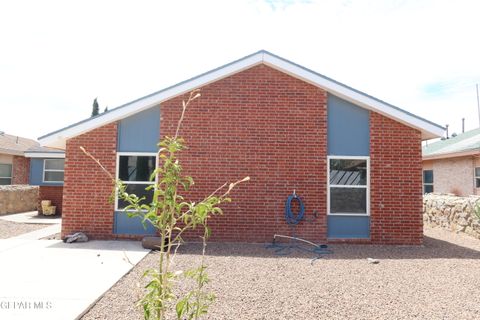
[1,0,479,141]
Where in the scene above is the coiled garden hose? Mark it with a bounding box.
[284,193,305,225]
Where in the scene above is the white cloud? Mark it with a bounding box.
[0,0,479,139]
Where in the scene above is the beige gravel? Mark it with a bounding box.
[82,227,480,320]
[0,220,50,239]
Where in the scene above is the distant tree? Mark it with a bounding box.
[91,98,99,117]
[103,106,108,113]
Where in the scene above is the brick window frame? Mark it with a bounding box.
[327,155,370,216]
[115,152,158,211]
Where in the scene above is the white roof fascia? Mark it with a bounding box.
[39,52,264,149]
[24,152,65,158]
[262,54,444,140]
[39,50,443,148]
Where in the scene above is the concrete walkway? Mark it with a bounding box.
[0,239,149,320]
[0,211,61,225]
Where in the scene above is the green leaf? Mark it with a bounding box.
[149,168,159,182]
[176,298,187,319]
[143,303,150,320]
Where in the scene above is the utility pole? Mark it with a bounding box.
[477,84,480,127]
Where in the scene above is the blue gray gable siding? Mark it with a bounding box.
[117,106,161,152]
[327,94,370,239]
[114,106,160,235]
[327,94,369,156]
[29,158,63,186]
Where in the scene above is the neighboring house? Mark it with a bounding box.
[38,50,444,244]
[24,146,65,214]
[0,132,65,214]
[0,132,39,185]
[422,128,480,196]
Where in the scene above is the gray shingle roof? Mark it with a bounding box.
[0,133,39,156]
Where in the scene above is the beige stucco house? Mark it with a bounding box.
[422,128,480,196]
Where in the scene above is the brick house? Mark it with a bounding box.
[39,51,443,244]
[422,127,480,196]
[0,132,65,214]
[0,132,38,185]
[24,146,65,214]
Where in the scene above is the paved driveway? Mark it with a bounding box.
[0,238,149,320]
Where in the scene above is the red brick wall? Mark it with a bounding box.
[161,65,328,242]
[59,64,424,244]
[370,112,423,245]
[12,156,30,184]
[38,186,63,214]
[61,123,117,239]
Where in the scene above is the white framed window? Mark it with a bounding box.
[327,156,370,216]
[43,159,65,183]
[115,152,157,211]
[0,163,12,185]
[423,170,434,193]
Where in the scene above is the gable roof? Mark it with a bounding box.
[0,132,40,156]
[39,50,445,149]
[423,127,480,160]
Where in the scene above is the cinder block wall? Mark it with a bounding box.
[431,157,474,196]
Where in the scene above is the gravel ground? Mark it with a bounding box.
[0,219,50,239]
[82,227,480,320]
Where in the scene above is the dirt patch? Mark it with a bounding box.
[82,227,480,320]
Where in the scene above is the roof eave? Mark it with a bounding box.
[24,151,65,159]
[39,50,445,148]
[39,51,266,148]
[0,148,24,156]
[261,53,445,140]
[421,129,445,141]
[422,149,480,161]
